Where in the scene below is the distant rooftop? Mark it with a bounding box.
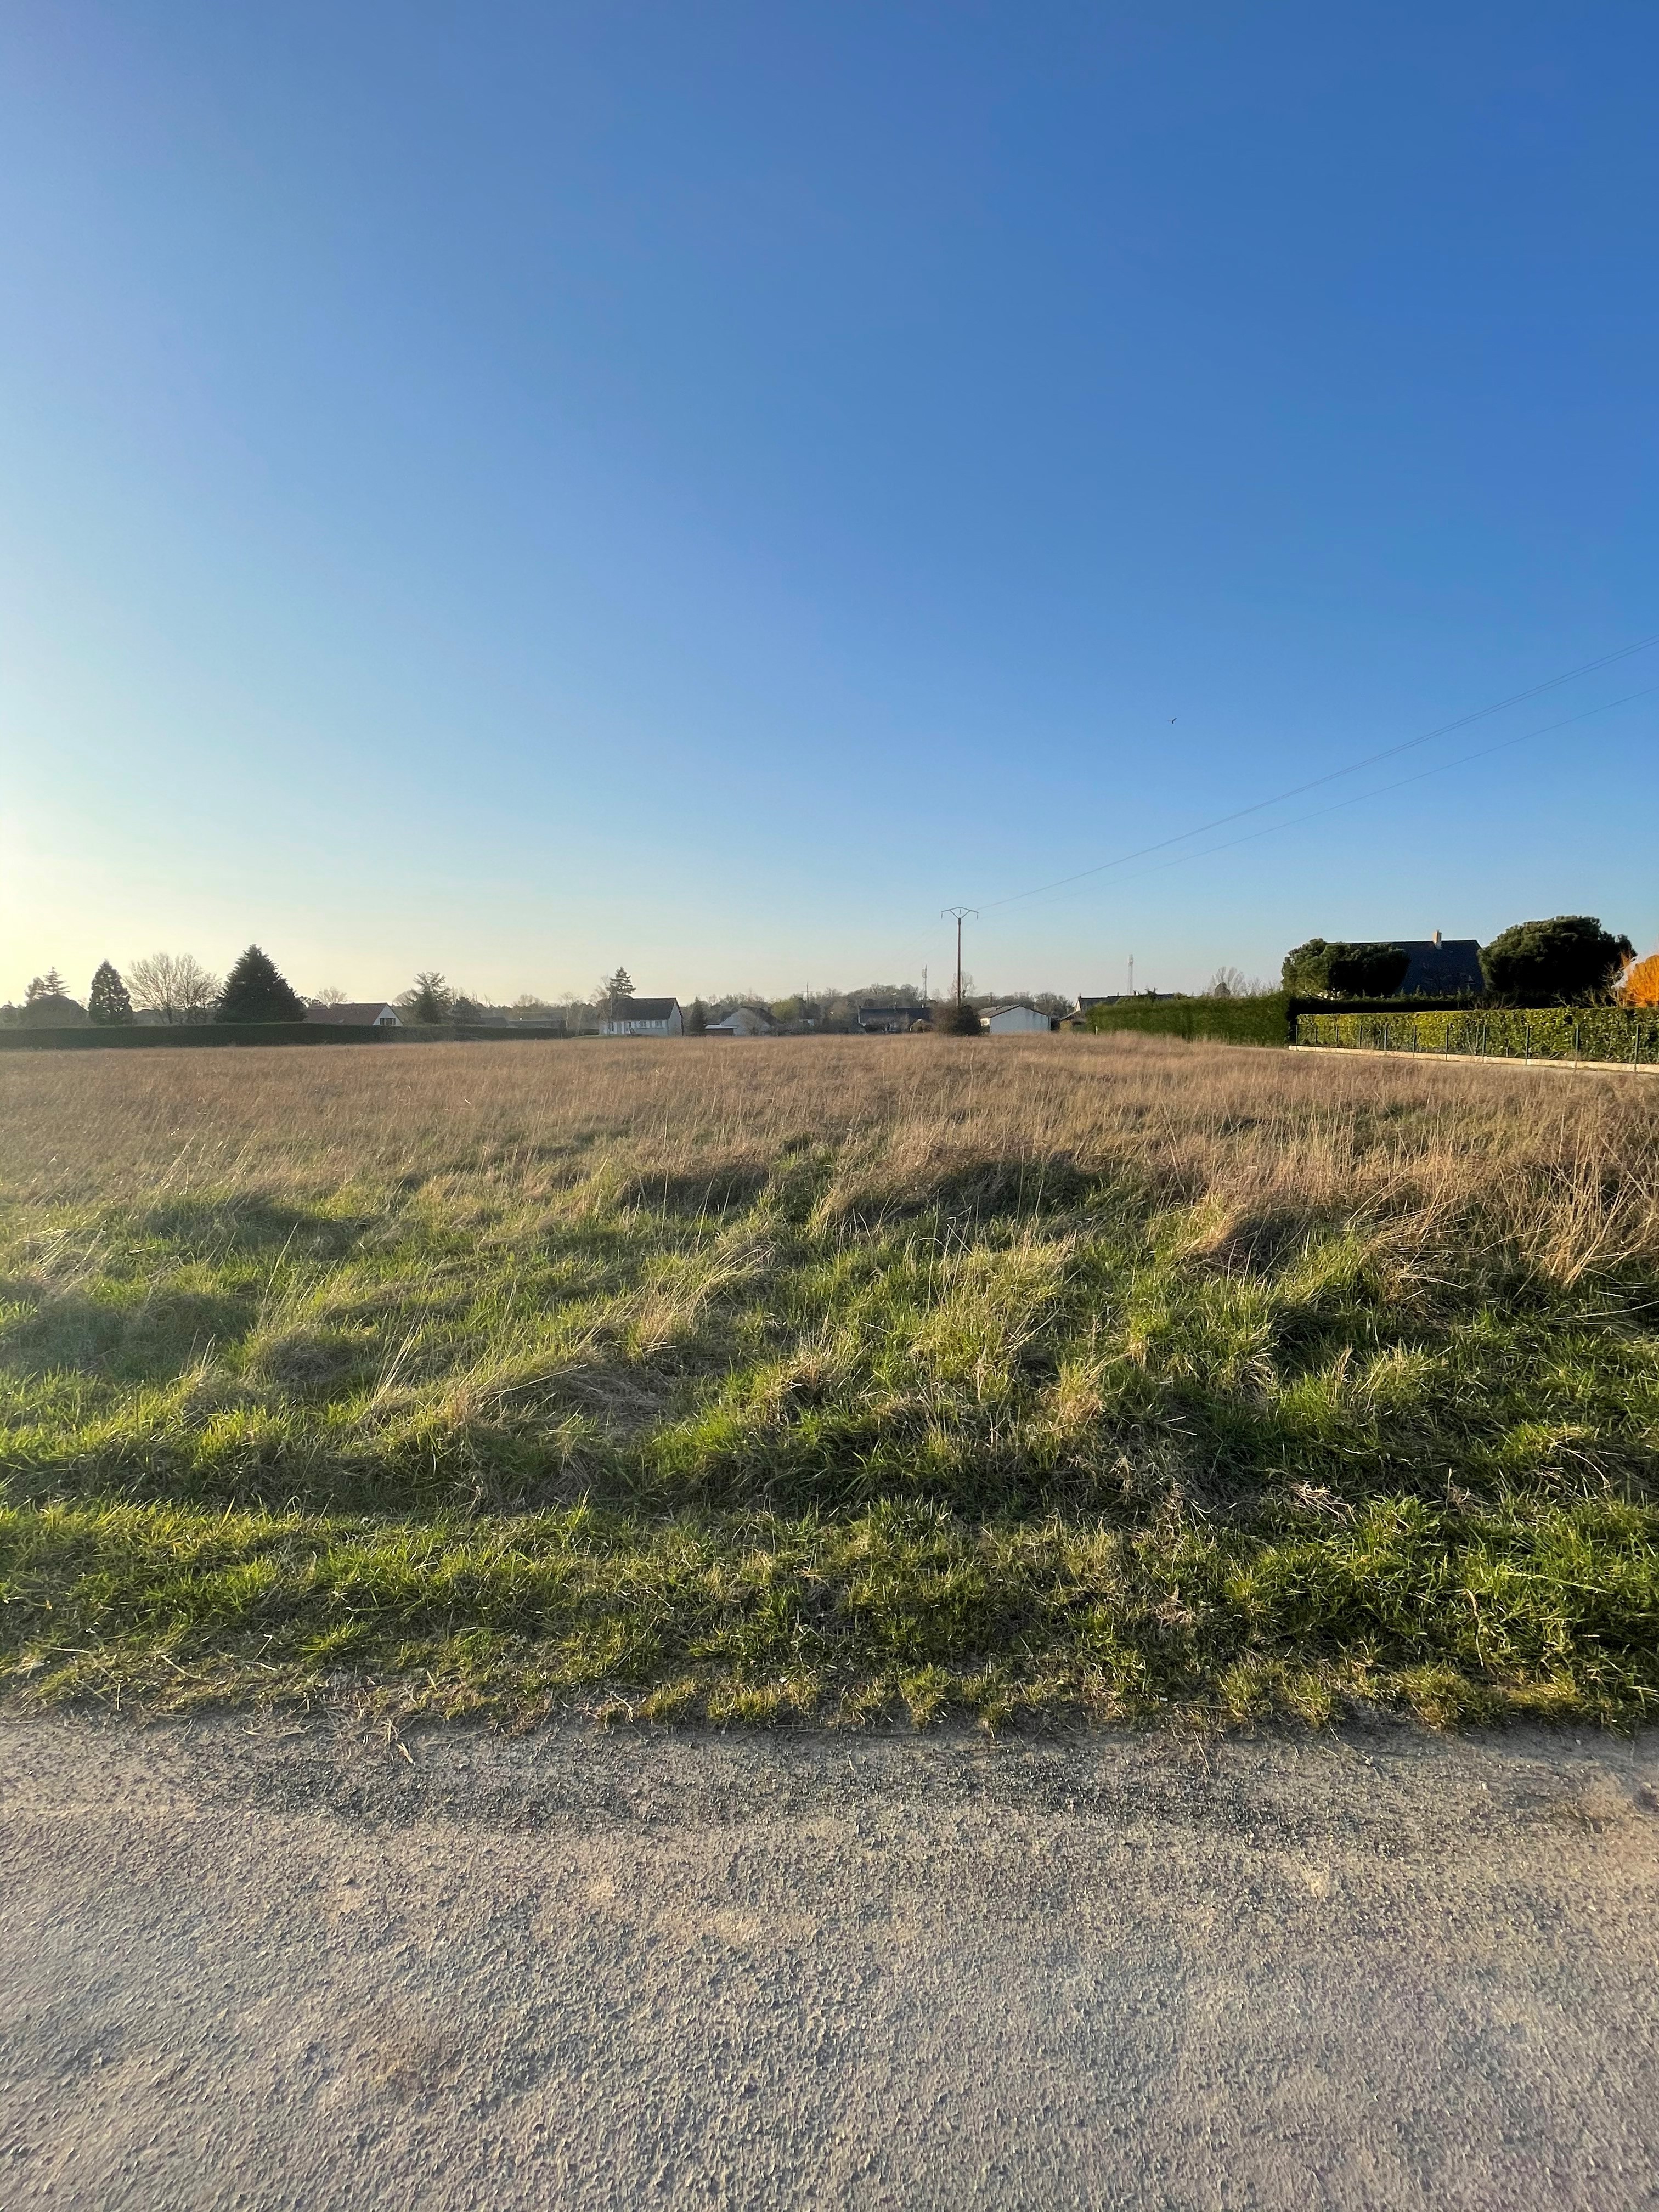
[1393,938,1484,996]
[306,1002,400,1026]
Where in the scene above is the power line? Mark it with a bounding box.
[978,633,1659,913]
[1084,680,1659,896]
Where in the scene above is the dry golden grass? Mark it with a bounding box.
[7,1030,1658,1283]
[2,1031,1657,1726]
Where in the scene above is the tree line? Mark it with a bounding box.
[2,953,1081,1034]
[2,947,308,1028]
[19,919,1635,1034]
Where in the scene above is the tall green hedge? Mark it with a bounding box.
[1082,994,1291,1046]
[0,1022,568,1053]
[0,1022,390,1051]
[1296,1006,1659,1065]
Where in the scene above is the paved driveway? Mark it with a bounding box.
[2,1715,1655,2209]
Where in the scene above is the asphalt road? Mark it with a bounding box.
[2,1714,1656,2210]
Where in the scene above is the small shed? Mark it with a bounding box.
[981,1003,1059,1035]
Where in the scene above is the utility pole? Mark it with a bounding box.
[941,909,978,1006]
[1127,953,1135,997]
[922,964,928,1008]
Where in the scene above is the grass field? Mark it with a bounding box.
[3,1033,1657,1726]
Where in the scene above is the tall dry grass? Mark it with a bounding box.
[5,1032,1658,1285]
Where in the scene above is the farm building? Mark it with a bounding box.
[706,1007,772,1036]
[305,1003,403,1028]
[601,997,684,1037]
[981,1003,1059,1034]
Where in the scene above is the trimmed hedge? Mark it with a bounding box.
[1082,994,1293,1046]
[0,1022,572,1053]
[1296,1007,1659,1065]
[0,1021,386,1052]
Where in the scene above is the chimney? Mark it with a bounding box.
[1432,929,1442,946]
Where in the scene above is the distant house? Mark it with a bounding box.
[855,1004,928,1033]
[981,1003,1059,1035]
[306,1002,403,1028]
[706,1007,772,1036]
[601,997,684,1037]
[1392,934,1484,997]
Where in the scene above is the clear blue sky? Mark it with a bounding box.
[3,2,1655,1005]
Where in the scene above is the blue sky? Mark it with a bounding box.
[2,2,1655,1005]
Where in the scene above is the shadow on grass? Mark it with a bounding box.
[0,1286,257,1384]
[136,1194,372,1260]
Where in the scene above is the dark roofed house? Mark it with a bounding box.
[306,1002,403,1028]
[1393,934,1485,997]
[856,1004,928,1033]
[601,997,684,1037]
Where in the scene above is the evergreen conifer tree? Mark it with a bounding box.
[403,971,454,1023]
[19,969,86,1025]
[87,961,135,1025]
[596,967,634,1024]
[217,945,306,1023]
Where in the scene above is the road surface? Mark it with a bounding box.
[2,1713,1655,2209]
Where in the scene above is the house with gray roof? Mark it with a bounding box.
[1392,934,1485,996]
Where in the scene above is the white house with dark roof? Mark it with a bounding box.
[601,996,684,1037]
[306,1002,403,1028]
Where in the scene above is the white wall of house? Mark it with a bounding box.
[983,1005,1056,1034]
[601,1005,685,1037]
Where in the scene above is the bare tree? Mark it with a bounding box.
[311,985,349,1007]
[127,952,221,1024]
